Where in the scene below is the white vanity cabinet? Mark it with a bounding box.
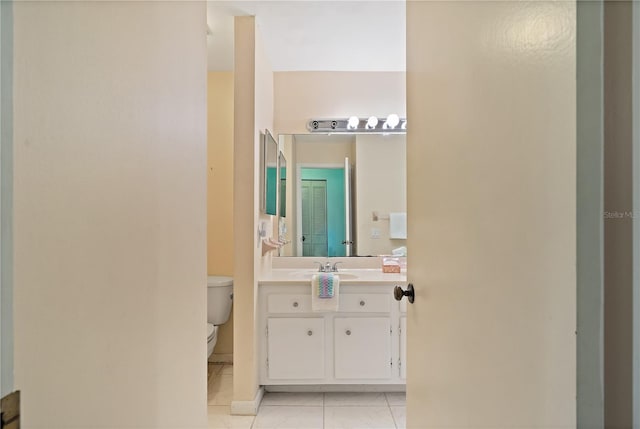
[259,283,406,386]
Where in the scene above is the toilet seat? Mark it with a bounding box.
[207,276,233,287]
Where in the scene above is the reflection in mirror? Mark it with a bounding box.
[277,134,406,257]
[263,130,278,215]
[279,151,286,217]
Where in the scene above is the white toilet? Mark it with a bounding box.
[207,276,233,359]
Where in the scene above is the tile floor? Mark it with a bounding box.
[208,363,406,429]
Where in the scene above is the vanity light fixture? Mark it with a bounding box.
[347,116,359,130]
[383,114,400,129]
[307,115,407,133]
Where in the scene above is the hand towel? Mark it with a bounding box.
[311,273,340,312]
[389,212,407,239]
[316,273,336,298]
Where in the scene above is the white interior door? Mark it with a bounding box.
[405,2,576,428]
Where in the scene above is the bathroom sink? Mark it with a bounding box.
[287,271,359,280]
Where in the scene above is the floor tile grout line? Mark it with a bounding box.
[322,392,325,429]
[385,392,400,429]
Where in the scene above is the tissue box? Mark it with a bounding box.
[382,257,401,273]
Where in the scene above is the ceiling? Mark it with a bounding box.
[206,1,406,72]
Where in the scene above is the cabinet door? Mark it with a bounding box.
[334,317,392,379]
[267,318,325,380]
[400,316,407,379]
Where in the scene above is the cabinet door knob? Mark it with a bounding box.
[293,302,299,308]
[307,330,313,336]
[346,330,351,336]
[359,300,365,307]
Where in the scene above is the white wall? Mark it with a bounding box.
[13,2,207,427]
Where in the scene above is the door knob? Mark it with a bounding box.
[394,284,415,303]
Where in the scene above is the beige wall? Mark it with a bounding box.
[273,71,405,258]
[13,2,207,428]
[207,72,234,357]
[355,134,406,256]
[233,16,273,407]
[274,72,405,135]
[279,135,295,256]
[294,137,355,165]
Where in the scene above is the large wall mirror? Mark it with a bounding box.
[261,130,278,215]
[277,134,406,257]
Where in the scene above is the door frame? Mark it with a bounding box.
[300,178,329,257]
[0,0,14,398]
[632,0,640,424]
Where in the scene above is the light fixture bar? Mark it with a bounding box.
[307,116,407,133]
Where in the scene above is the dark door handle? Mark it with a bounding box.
[302,236,306,242]
[394,284,415,304]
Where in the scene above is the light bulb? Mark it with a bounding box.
[384,114,400,129]
[366,116,379,129]
[347,116,359,130]
[401,120,407,130]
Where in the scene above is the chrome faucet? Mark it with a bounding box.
[314,261,331,272]
[314,261,342,272]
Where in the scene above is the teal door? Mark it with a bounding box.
[300,168,346,257]
[301,180,328,257]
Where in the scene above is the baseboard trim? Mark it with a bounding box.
[209,353,233,364]
[265,384,406,393]
[230,387,264,416]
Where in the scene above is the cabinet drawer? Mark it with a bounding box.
[339,294,390,313]
[267,294,311,313]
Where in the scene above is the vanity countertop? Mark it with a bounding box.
[259,268,407,286]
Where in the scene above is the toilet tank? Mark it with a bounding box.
[207,276,233,325]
